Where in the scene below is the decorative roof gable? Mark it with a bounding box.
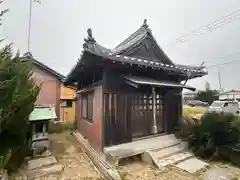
[111,19,173,64]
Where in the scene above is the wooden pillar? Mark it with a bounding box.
[43,123,46,133]
[163,91,168,133]
[152,87,157,134]
[32,123,36,134]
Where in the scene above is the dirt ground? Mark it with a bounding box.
[9,132,240,180]
[37,132,102,180]
[9,132,102,180]
[118,156,240,180]
[118,156,199,180]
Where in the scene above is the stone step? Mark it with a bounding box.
[155,151,194,168]
[151,142,188,159]
[141,140,182,164]
[28,156,58,170]
[27,163,63,180]
[105,134,180,167]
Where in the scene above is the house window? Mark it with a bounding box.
[61,99,73,107]
[81,92,93,122]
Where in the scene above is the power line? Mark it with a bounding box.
[176,9,240,40]
[175,9,240,43]
[207,59,240,69]
[206,59,240,92]
[205,50,240,68]
[178,15,240,44]
[204,59,240,92]
[185,50,240,69]
[174,9,240,44]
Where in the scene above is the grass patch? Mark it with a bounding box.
[183,105,207,117]
[48,121,76,134]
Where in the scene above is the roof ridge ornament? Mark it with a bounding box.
[23,52,33,59]
[142,19,149,28]
[84,28,96,43]
[200,61,205,67]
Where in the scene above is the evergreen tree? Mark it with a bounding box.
[195,89,219,105]
[0,46,40,171]
[0,1,40,171]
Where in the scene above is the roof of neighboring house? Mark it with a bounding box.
[22,52,65,81]
[218,90,240,96]
[64,19,207,85]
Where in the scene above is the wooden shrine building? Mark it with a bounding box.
[64,20,207,150]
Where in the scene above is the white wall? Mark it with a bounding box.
[219,92,240,100]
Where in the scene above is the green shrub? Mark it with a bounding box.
[48,121,75,134]
[188,112,240,164]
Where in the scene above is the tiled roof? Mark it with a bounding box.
[29,107,57,121]
[64,21,208,84]
[22,52,65,81]
[64,42,207,84]
[111,27,147,54]
[86,44,206,74]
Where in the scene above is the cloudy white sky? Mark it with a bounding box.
[1,0,240,91]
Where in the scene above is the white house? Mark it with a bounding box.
[183,91,198,101]
[219,90,240,101]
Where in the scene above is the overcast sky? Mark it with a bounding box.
[1,0,240,91]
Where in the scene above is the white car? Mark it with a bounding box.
[208,100,240,116]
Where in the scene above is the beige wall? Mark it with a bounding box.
[60,101,76,123]
[60,84,76,99]
[60,84,76,123]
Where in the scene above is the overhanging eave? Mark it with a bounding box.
[123,75,196,91]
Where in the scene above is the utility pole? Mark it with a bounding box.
[217,67,223,92]
[27,0,33,52]
[27,0,40,52]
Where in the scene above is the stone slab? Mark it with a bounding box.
[104,134,180,159]
[27,163,63,180]
[203,167,234,180]
[28,156,57,170]
[151,142,187,159]
[175,157,208,173]
[0,170,8,180]
[156,152,193,167]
